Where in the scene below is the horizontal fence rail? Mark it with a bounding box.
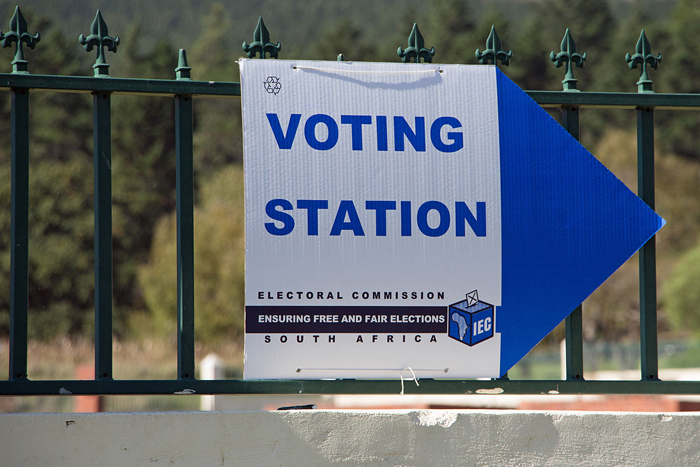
[0,74,241,97]
[5,379,700,397]
[1,7,698,397]
[6,74,700,107]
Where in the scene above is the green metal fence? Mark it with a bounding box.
[1,6,699,397]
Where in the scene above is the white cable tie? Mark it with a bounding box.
[399,366,420,395]
[292,65,442,75]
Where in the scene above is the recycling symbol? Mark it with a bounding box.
[263,76,282,95]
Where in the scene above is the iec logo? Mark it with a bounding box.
[448,290,494,346]
[263,76,282,95]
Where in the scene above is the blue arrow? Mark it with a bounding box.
[495,69,664,375]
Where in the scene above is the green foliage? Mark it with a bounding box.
[3,0,700,348]
[189,4,243,176]
[664,240,700,334]
[110,28,180,333]
[0,12,182,339]
[137,164,244,343]
[426,0,474,64]
[0,13,95,339]
[654,0,700,160]
[576,130,700,341]
[506,15,549,91]
[0,156,96,339]
[532,0,615,91]
[312,19,375,61]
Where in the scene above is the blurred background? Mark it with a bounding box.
[1,0,700,412]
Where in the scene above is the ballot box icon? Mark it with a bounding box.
[448,290,494,346]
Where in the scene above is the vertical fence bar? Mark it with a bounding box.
[93,91,113,380]
[4,6,40,382]
[562,106,584,380]
[175,50,195,380]
[176,94,195,380]
[626,30,661,381]
[81,9,120,381]
[550,29,587,381]
[9,87,30,381]
[637,106,658,381]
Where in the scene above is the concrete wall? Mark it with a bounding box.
[2,410,699,466]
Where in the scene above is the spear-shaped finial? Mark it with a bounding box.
[79,10,120,77]
[550,29,587,91]
[625,30,661,93]
[398,23,435,63]
[175,49,192,80]
[0,6,40,74]
[242,17,281,59]
[476,25,512,66]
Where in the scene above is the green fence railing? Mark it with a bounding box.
[1,6,699,397]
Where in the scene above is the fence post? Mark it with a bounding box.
[627,30,661,381]
[637,107,658,381]
[80,10,120,380]
[2,6,40,381]
[551,29,586,380]
[175,49,195,380]
[9,86,29,381]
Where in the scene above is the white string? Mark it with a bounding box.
[399,366,420,395]
[294,366,449,395]
[292,65,442,75]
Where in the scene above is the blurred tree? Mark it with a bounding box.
[524,0,616,148]
[137,164,245,342]
[663,240,700,335]
[506,14,550,91]
[313,19,375,61]
[189,3,243,178]
[580,129,700,341]
[110,25,179,334]
[390,4,425,63]
[597,6,667,94]
[0,13,94,339]
[0,14,182,339]
[1,0,699,351]
[426,0,474,64]
[655,0,700,161]
[533,0,615,91]
[580,6,666,138]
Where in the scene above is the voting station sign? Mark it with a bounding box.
[240,59,664,380]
